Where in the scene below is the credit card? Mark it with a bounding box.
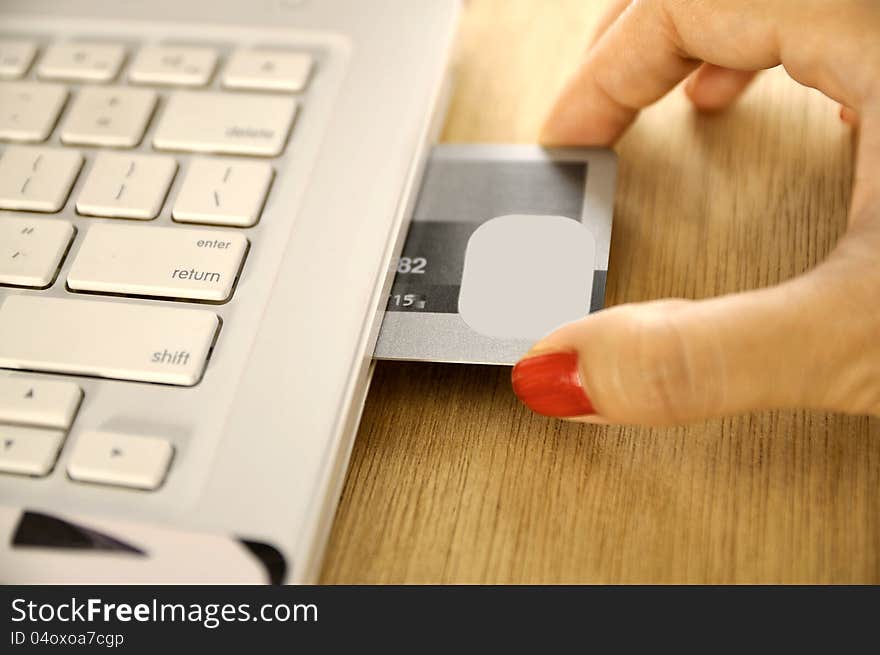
[374,144,617,365]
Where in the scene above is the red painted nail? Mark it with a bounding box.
[511,351,595,418]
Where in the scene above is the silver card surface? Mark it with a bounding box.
[374,144,616,365]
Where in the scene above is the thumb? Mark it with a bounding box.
[510,260,880,424]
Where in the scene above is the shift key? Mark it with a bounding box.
[0,296,219,386]
[68,224,248,302]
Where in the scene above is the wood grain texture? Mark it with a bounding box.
[319,0,880,583]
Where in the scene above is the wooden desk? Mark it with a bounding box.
[320,0,879,583]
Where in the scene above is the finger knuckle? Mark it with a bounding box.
[636,321,695,421]
[615,302,715,422]
[809,236,880,416]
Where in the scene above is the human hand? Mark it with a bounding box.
[512,0,880,424]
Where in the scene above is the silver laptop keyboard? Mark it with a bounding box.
[0,37,313,487]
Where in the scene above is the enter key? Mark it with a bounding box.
[67,223,248,302]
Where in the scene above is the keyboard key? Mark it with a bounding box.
[0,296,220,386]
[222,49,313,93]
[0,39,38,79]
[153,91,297,157]
[173,158,273,227]
[61,86,157,148]
[0,377,82,429]
[0,216,75,288]
[37,42,125,82]
[0,146,83,213]
[76,152,177,219]
[129,45,218,87]
[68,430,173,490]
[0,425,65,477]
[68,223,248,302]
[0,81,68,142]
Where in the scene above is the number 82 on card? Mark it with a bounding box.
[396,257,427,274]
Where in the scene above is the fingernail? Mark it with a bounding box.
[511,351,595,418]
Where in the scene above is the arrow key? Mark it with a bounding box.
[68,430,173,491]
[0,377,82,429]
[0,425,65,476]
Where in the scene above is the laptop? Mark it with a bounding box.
[0,0,459,583]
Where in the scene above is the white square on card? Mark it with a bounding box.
[458,214,596,340]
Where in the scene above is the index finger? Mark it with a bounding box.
[540,0,879,146]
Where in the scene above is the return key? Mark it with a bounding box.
[68,223,248,302]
